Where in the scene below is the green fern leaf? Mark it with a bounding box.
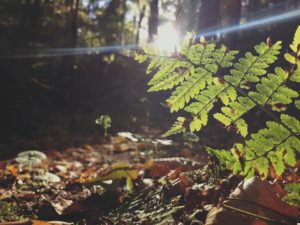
[267,151,285,176]
[167,68,211,112]
[214,97,255,135]
[163,117,186,137]
[283,182,300,207]
[284,148,296,167]
[283,194,300,208]
[184,85,224,132]
[189,116,202,132]
[235,119,248,137]
[213,113,231,126]
[254,157,269,179]
[187,43,215,65]
[290,69,300,82]
[281,114,300,133]
[147,60,176,85]
[148,69,190,92]
[285,182,300,194]
[225,41,281,87]
[284,53,297,64]
[289,25,300,55]
[212,46,238,67]
[206,147,236,170]
[295,100,300,109]
[248,67,298,111]
[135,54,148,63]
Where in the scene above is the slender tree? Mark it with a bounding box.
[148,0,159,41]
[71,0,80,47]
[197,0,221,39]
[136,5,146,43]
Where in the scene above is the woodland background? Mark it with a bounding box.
[0,0,299,158]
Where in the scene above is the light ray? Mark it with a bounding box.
[1,8,300,59]
[0,44,137,59]
[195,8,300,39]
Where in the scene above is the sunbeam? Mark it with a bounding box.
[1,7,300,59]
[195,8,300,39]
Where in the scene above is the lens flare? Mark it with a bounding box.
[196,8,300,39]
[1,8,300,59]
[154,22,180,53]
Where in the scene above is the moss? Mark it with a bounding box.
[0,200,21,222]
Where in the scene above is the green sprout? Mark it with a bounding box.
[95,115,112,136]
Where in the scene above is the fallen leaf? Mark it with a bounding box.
[6,164,19,177]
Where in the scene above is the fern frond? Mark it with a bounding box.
[187,43,215,65]
[213,96,256,136]
[224,41,282,88]
[295,100,300,109]
[241,117,300,178]
[163,117,187,137]
[184,82,228,132]
[289,25,300,56]
[248,67,299,110]
[212,46,239,67]
[148,66,191,92]
[283,182,300,207]
[284,25,300,66]
[212,41,282,135]
[208,115,300,178]
[290,69,300,83]
[167,68,211,112]
[206,147,235,170]
[285,182,300,194]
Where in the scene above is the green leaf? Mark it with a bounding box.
[282,193,300,207]
[190,117,202,132]
[236,119,248,137]
[213,113,231,126]
[163,117,186,137]
[167,68,210,112]
[268,151,285,176]
[255,157,269,179]
[289,25,300,55]
[283,148,296,167]
[295,100,300,109]
[285,182,300,194]
[284,53,297,64]
[290,70,300,82]
[281,114,300,133]
[283,182,300,207]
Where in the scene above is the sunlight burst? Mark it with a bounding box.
[154,22,180,53]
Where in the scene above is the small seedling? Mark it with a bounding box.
[95,115,112,136]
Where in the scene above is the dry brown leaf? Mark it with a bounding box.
[6,164,19,177]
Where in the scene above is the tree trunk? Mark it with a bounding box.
[220,0,241,47]
[71,0,80,47]
[136,5,146,43]
[197,0,221,39]
[148,0,159,42]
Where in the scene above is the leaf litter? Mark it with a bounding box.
[0,132,298,225]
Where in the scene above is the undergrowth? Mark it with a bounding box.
[135,26,300,207]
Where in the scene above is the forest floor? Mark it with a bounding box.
[0,131,299,225]
[0,56,299,225]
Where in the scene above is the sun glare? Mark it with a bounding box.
[154,22,180,53]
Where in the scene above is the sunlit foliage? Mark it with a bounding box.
[136,26,300,179]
